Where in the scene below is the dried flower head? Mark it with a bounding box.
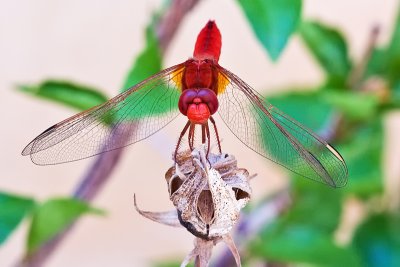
[134,145,253,266]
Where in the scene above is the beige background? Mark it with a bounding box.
[1,0,399,266]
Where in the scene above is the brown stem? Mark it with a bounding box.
[347,24,380,90]
[156,0,199,53]
[195,256,201,267]
[15,1,200,266]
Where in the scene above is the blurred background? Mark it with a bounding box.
[1,0,400,266]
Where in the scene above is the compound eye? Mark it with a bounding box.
[197,88,219,114]
[178,89,197,115]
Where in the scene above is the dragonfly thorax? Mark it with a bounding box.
[182,60,218,93]
[178,88,218,124]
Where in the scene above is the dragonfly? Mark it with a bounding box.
[22,21,348,188]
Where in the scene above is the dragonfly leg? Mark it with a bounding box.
[188,123,195,150]
[205,122,211,159]
[174,120,191,161]
[201,124,206,144]
[209,116,222,153]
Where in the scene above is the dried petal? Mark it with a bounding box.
[222,234,241,267]
[133,194,182,227]
[206,167,241,237]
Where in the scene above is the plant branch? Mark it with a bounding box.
[348,24,380,90]
[156,0,200,53]
[15,1,200,266]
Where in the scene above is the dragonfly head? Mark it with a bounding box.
[178,88,219,124]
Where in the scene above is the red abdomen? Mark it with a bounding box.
[193,20,221,62]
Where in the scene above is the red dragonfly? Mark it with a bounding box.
[22,21,348,187]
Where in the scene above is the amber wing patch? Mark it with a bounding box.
[171,66,185,91]
[217,71,230,95]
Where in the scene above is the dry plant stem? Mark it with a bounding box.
[73,134,127,201]
[347,25,380,90]
[156,0,199,53]
[15,1,201,266]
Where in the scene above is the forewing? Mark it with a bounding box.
[22,64,185,165]
[216,66,348,187]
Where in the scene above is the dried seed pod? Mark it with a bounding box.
[134,145,253,267]
[166,146,252,240]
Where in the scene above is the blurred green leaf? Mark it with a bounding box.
[339,119,383,197]
[117,21,178,120]
[289,178,343,232]
[248,176,353,265]
[365,48,388,78]
[250,222,361,266]
[121,23,162,92]
[390,81,400,108]
[321,90,379,121]
[237,0,302,61]
[268,89,334,132]
[18,80,108,111]
[386,6,400,84]
[27,198,103,253]
[387,5,400,58]
[353,214,400,267]
[299,21,352,87]
[0,192,35,245]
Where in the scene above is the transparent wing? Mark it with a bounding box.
[22,64,185,165]
[216,65,348,187]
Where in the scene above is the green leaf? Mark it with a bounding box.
[353,214,400,267]
[365,48,389,78]
[387,6,400,68]
[237,0,302,61]
[390,81,400,108]
[117,21,176,120]
[248,175,351,265]
[289,178,343,232]
[299,21,352,87]
[27,198,103,253]
[321,90,379,121]
[18,80,108,111]
[0,192,35,245]
[388,5,400,57]
[268,89,334,133]
[121,23,162,92]
[339,119,383,197]
[385,6,400,85]
[250,223,361,266]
